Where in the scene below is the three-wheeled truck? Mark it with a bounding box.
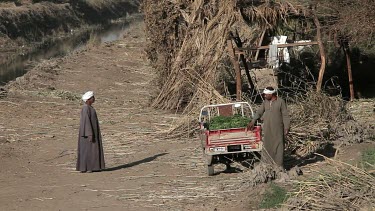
[199,102,262,176]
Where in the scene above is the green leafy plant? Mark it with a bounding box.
[259,183,288,209]
[361,148,375,171]
[208,114,251,130]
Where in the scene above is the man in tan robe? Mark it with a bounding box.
[76,91,105,173]
[247,87,290,168]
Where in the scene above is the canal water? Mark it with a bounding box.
[0,15,142,86]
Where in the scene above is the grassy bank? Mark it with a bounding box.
[0,0,139,62]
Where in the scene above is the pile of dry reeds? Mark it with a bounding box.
[142,0,307,137]
[143,0,236,137]
[142,0,372,164]
[142,0,305,112]
[284,155,375,210]
[329,120,374,145]
[145,0,238,113]
[284,89,374,159]
[285,90,347,157]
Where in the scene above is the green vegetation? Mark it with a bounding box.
[259,183,288,209]
[361,147,375,171]
[207,114,251,130]
[35,90,81,101]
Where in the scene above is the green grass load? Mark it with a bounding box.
[207,114,251,130]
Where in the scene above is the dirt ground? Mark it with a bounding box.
[0,21,260,211]
[0,21,374,211]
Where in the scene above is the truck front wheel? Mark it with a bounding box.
[206,155,213,165]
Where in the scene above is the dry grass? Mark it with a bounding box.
[317,0,375,49]
[285,90,346,157]
[283,88,374,163]
[284,155,375,210]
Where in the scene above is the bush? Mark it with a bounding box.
[259,183,288,209]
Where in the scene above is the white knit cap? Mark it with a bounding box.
[263,88,276,95]
[82,91,94,102]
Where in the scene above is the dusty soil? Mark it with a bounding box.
[0,20,374,211]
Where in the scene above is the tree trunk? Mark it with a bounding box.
[343,44,355,100]
[231,32,255,90]
[227,40,242,101]
[313,12,327,93]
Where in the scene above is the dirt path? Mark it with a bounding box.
[0,21,264,211]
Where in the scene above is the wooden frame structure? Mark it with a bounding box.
[227,34,355,101]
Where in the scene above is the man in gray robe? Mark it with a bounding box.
[76,91,105,173]
[247,87,290,168]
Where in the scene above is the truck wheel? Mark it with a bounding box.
[200,132,206,151]
[200,139,205,151]
[207,165,214,176]
[206,155,213,165]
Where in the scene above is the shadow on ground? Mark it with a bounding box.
[212,166,244,176]
[103,152,168,172]
[285,144,337,170]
